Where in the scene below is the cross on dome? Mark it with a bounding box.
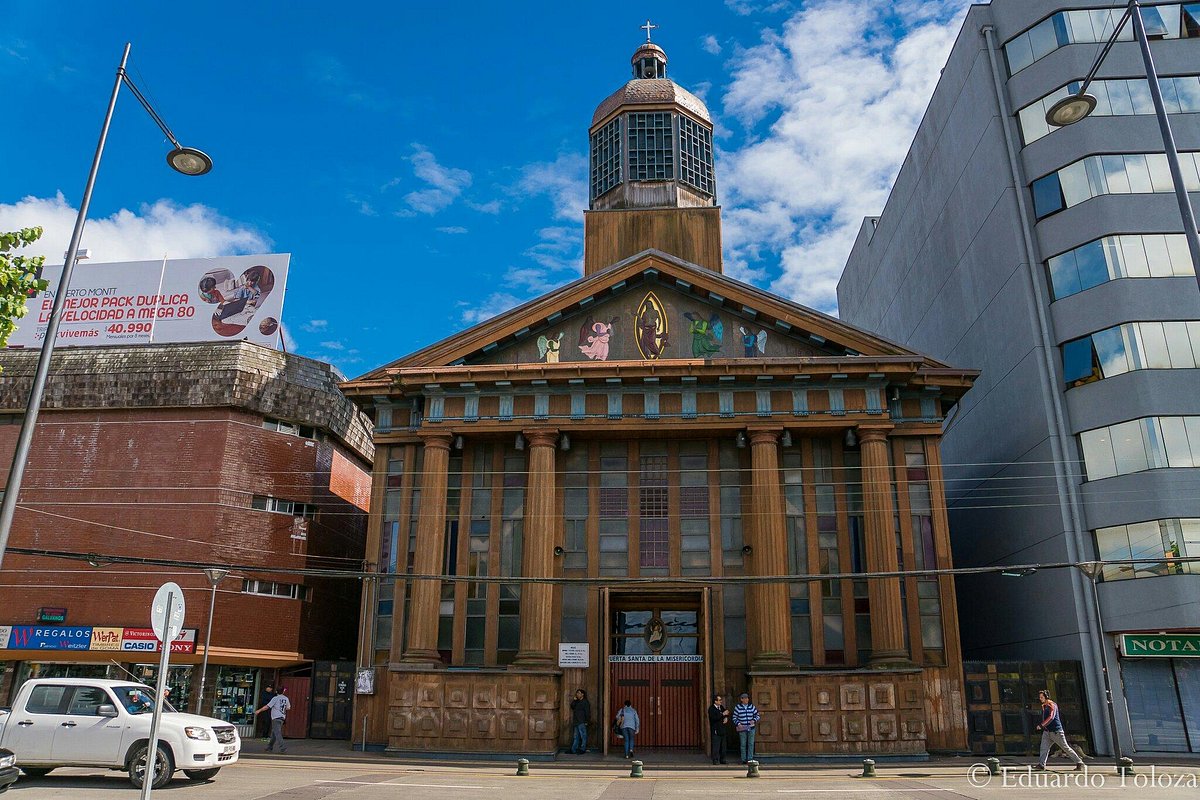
[641,19,657,42]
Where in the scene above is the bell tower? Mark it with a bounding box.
[583,24,723,275]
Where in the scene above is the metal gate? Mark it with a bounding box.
[309,661,355,739]
[610,661,701,749]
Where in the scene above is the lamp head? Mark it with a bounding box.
[167,146,213,176]
[1045,93,1097,127]
[203,567,231,585]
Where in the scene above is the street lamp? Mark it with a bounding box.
[0,43,210,570]
[196,568,230,714]
[1044,0,1200,288]
[1075,562,1125,767]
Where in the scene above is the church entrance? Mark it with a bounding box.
[606,593,706,751]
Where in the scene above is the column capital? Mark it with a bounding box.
[856,424,894,445]
[418,431,454,451]
[522,428,560,449]
[748,427,783,447]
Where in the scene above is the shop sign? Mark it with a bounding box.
[1120,633,1200,658]
[37,607,67,623]
[3,625,93,650]
[558,643,590,668]
[0,625,197,653]
[608,655,703,663]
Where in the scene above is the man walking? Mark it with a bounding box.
[732,692,760,763]
[707,693,730,764]
[1034,690,1084,771]
[255,685,291,754]
[569,689,591,754]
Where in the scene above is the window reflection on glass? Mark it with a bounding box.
[1095,517,1197,580]
[1081,416,1200,479]
[1062,321,1200,387]
[1033,153,1200,220]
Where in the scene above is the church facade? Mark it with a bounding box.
[344,38,975,757]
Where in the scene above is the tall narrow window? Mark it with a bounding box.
[813,440,843,665]
[590,117,622,199]
[562,446,589,571]
[464,444,492,665]
[844,447,871,665]
[719,441,745,567]
[496,447,526,665]
[639,442,669,573]
[598,442,630,576]
[783,449,811,665]
[679,441,711,576]
[678,115,714,196]
[906,439,942,665]
[437,453,463,660]
[628,111,675,181]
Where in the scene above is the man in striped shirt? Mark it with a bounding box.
[732,692,761,763]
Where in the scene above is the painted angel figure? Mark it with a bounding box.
[578,316,616,361]
[537,332,564,363]
[684,311,723,358]
[738,326,768,357]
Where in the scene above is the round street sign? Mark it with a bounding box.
[151,581,187,643]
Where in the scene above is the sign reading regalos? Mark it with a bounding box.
[7,253,290,349]
[1119,633,1200,658]
[0,625,197,654]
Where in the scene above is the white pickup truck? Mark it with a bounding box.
[0,678,240,789]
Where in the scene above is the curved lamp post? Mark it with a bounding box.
[0,43,211,569]
[196,568,230,714]
[1044,0,1200,290]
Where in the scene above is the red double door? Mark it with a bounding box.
[610,661,701,749]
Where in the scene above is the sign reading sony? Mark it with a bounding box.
[1119,633,1200,658]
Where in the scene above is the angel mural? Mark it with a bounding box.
[634,292,669,359]
[684,311,723,358]
[739,326,768,357]
[537,332,564,363]
[578,316,616,361]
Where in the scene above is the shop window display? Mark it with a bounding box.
[213,666,260,728]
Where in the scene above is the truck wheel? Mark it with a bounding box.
[19,768,53,778]
[128,743,173,790]
[183,768,220,781]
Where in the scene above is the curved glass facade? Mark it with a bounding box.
[1047,233,1195,300]
[1080,415,1200,480]
[1019,74,1200,145]
[1063,320,1200,386]
[1032,151,1200,219]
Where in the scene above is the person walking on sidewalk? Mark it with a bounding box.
[617,700,640,758]
[1034,690,1084,771]
[707,693,730,764]
[569,689,591,754]
[255,685,291,754]
[732,692,760,763]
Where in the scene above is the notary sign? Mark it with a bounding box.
[558,643,590,668]
[1119,633,1200,658]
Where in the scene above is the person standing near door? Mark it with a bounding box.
[1034,690,1084,771]
[255,685,291,753]
[569,689,591,754]
[617,699,640,758]
[707,693,730,764]
[256,684,274,740]
[732,692,760,763]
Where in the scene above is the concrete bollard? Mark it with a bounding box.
[986,757,1000,776]
[746,760,760,778]
[1118,757,1134,776]
[629,760,644,778]
[516,758,529,776]
[861,758,877,778]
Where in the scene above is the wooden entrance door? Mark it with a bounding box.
[610,661,702,749]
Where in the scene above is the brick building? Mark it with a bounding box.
[0,342,372,738]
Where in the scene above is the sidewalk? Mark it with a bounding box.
[240,739,1200,774]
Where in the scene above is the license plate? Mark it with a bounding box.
[223,745,236,754]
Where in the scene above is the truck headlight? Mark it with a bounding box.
[184,727,211,741]
[0,753,14,769]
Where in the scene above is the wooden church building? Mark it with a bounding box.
[344,36,976,758]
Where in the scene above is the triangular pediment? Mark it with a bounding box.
[352,250,950,380]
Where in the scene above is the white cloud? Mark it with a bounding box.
[516,153,587,222]
[301,319,328,332]
[0,192,269,263]
[306,53,392,112]
[436,226,469,234]
[403,144,472,215]
[460,292,524,325]
[467,199,502,214]
[701,35,722,55]
[717,0,967,312]
[279,322,298,353]
[319,340,345,351]
[725,0,793,15]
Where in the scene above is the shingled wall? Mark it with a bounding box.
[0,341,373,461]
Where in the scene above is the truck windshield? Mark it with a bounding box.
[113,685,177,714]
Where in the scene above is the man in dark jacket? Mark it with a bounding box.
[707,693,730,764]
[569,689,591,754]
[257,684,274,740]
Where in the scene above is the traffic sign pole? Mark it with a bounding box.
[142,582,186,799]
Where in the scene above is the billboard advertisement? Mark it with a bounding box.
[0,625,198,654]
[6,253,290,349]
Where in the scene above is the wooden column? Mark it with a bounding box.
[514,428,558,668]
[748,428,794,671]
[402,432,452,666]
[859,425,910,667]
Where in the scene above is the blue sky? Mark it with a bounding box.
[0,0,968,376]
